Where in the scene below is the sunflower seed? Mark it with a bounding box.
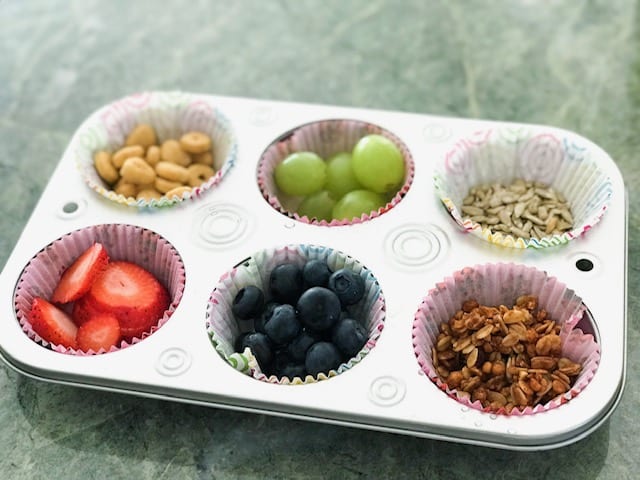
[513,202,526,218]
[498,209,512,225]
[518,189,535,202]
[559,208,573,224]
[545,215,559,234]
[523,212,545,226]
[459,179,574,241]
[510,227,529,239]
[501,193,519,204]
[461,205,485,216]
[535,188,556,200]
[537,205,548,220]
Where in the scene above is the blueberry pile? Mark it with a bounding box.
[232,259,369,380]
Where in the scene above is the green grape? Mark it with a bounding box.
[297,190,336,222]
[324,152,363,200]
[275,152,327,196]
[351,134,405,194]
[332,189,386,221]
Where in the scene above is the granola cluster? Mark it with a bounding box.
[432,295,582,413]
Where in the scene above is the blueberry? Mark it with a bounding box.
[272,347,293,371]
[302,259,332,288]
[238,332,273,371]
[255,301,279,333]
[287,330,319,362]
[277,363,307,381]
[264,304,301,345]
[296,286,341,332]
[305,342,342,377]
[234,332,250,352]
[313,310,350,342]
[332,318,367,358]
[328,268,365,306]
[232,285,264,320]
[269,263,304,304]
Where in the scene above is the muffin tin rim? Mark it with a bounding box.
[0,92,627,450]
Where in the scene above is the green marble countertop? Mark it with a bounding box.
[0,1,637,478]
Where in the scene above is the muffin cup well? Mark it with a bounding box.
[206,244,386,385]
[412,262,600,415]
[257,119,414,225]
[434,127,613,248]
[75,91,237,207]
[14,224,185,354]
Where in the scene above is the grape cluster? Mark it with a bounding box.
[232,259,369,380]
[274,134,405,222]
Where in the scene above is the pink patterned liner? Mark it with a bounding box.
[412,262,600,415]
[13,224,186,355]
[257,119,415,226]
[206,244,386,385]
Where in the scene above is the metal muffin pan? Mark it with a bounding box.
[0,93,627,450]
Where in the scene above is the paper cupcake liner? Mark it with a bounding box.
[434,127,612,248]
[74,91,237,208]
[257,119,415,226]
[13,224,186,355]
[412,262,600,415]
[206,244,386,385]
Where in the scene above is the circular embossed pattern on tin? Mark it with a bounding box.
[257,119,415,226]
[14,224,185,355]
[434,127,612,248]
[412,262,600,415]
[75,91,237,208]
[206,244,386,385]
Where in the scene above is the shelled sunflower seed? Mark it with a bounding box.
[461,179,573,240]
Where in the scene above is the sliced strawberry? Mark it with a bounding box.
[72,294,105,326]
[84,261,169,340]
[30,297,78,348]
[51,243,109,304]
[76,313,121,352]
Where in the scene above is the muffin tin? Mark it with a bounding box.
[0,92,627,450]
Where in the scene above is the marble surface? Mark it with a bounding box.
[0,0,638,478]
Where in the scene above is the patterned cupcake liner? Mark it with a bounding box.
[257,119,415,226]
[74,91,237,207]
[206,244,386,385]
[13,224,186,355]
[434,127,612,248]
[412,262,600,415]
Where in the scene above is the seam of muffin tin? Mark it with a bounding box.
[0,93,627,450]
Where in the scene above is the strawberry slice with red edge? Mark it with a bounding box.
[84,261,169,340]
[72,294,105,326]
[30,297,78,349]
[51,243,109,304]
[77,313,121,352]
